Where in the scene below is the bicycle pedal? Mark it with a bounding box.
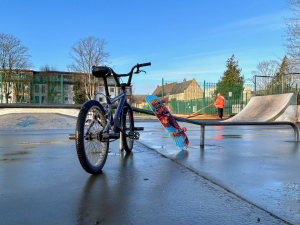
[128,131,140,140]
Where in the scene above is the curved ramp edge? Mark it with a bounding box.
[225,93,295,122]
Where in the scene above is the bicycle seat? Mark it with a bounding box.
[92,66,112,77]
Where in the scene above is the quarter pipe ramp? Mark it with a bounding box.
[225,93,298,122]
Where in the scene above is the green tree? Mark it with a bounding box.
[215,54,244,99]
[273,55,299,93]
[73,79,84,104]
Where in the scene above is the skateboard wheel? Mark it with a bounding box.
[151,102,156,106]
[182,127,187,132]
[173,131,177,137]
[162,98,166,103]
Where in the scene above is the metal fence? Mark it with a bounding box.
[161,79,255,115]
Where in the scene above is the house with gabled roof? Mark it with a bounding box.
[169,78,203,100]
[152,82,177,100]
[131,94,148,108]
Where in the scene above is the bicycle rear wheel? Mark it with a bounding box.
[121,106,134,152]
[75,100,109,174]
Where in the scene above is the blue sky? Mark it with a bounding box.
[0,0,289,94]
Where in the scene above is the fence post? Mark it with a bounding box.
[282,74,284,94]
[61,74,63,104]
[296,84,298,93]
[0,72,2,104]
[254,75,256,95]
[162,78,164,99]
[241,82,243,110]
[202,80,205,114]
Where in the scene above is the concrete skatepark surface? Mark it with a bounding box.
[0,113,299,224]
[226,93,297,122]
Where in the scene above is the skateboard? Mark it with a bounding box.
[145,95,189,150]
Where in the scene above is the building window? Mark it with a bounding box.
[99,87,104,92]
[65,97,68,101]
[64,86,68,90]
[126,88,131,95]
[110,87,114,92]
[194,89,196,93]
[42,85,46,93]
[35,96,39,103]
[99,97,104,102]
[35,85,39,93]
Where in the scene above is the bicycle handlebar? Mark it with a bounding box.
[137,62,151,67]
[111,62,151,87]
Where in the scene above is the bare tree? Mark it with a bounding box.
[0,33,32,103]
[67,36,110,100]
[284,0,300,66]
[251,60,279,93]
[40,64,57,71]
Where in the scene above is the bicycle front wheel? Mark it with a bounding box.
[75,100,109,174]
[121,106,134,152]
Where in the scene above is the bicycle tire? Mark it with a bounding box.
[121,106,134,152]
[75,100,109,174]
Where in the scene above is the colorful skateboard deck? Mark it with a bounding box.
[145,95,189,150]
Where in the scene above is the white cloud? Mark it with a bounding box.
[212,11,288,35]
[110,55,136,68]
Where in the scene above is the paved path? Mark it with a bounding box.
[0,128,288,224]
[0,113,299,224]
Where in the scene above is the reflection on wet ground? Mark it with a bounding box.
[135,120,300,224]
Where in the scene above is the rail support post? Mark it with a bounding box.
[119,133,124,151]
[291,123,299,142]
[200,124,205,146]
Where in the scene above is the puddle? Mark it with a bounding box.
[4,151,31,155]
[0,158,23,162]
[216,135,244,139]
[200,145,223,150]
[108,152,120,156]
[206,135,245,139]
[175,150,189,159]
[17,141,65,145]
[153,145,168,149]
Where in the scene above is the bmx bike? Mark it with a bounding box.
[74,63,151,174]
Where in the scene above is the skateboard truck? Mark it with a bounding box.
[151,99,166,109]
[172,127,187,137]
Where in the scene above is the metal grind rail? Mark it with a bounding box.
[131,107,299,146]
[0,104,298,146]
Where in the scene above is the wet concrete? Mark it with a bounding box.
[0,127,288,224]
[137,121,300,224]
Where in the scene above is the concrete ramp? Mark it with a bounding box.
[225,93,296,122]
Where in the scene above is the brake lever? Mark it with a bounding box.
[134,69,146,74]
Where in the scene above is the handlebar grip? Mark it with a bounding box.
[138,62,151,67]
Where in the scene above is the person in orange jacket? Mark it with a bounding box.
[214,93,225,119]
